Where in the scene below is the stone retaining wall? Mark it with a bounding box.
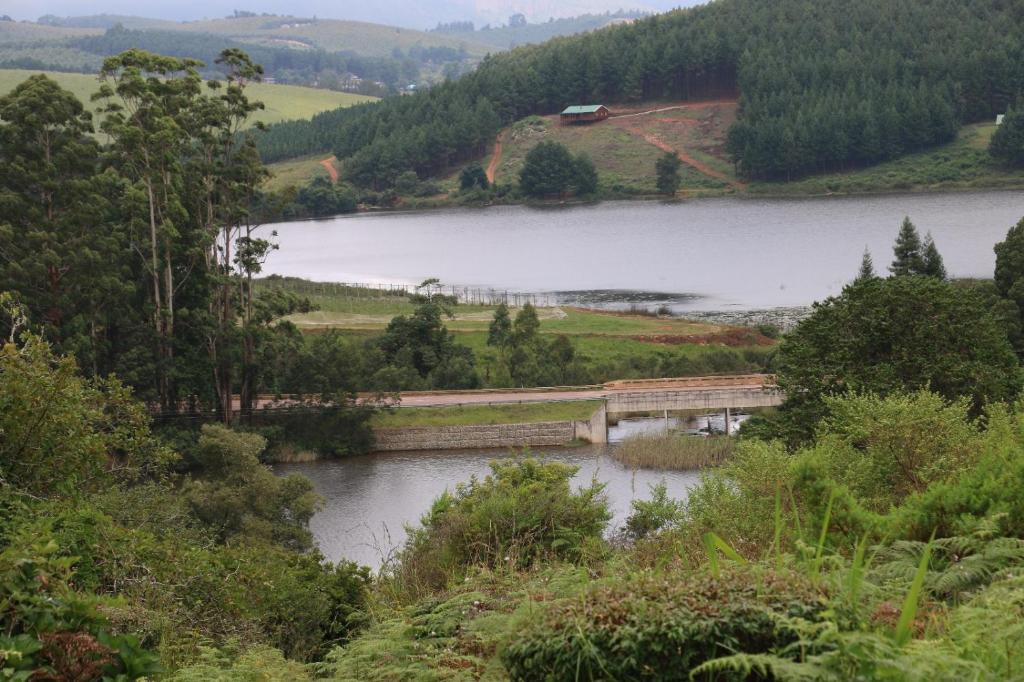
[372,405,609,452]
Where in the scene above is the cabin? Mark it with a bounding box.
[560,105,611,125]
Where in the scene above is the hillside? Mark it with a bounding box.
[486,100,740,195]
[256,0,1024,193]
[23,14,490,59]
[0,69,375,127]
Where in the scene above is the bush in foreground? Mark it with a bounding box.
[501,566,825,681]
[397,458,610,593]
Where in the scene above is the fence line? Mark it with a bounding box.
[253,278,557,308]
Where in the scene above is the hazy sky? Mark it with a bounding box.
[6,0,694,29]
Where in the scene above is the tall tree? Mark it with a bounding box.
[994,217,1024,354]
[0,75,129,376]
[890,217,926,277]
[95,49,206,411]
[519,141,578,198]
[921,232,948,279]
[990,105,1024,167]
[855,247,876,282]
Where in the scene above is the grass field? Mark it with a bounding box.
[0,69,375,128]
[748,123,1023,196]
[265,155,336,191]
[372,401,604,428]
[255,277,774,386]
[71,15,491,59]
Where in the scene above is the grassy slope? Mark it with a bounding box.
[264,154,334,191]
[372,401,604,428]
[0,22,100,43]
[0,69,374,127]
[100,16,491,59]
[748,122,1024,196]
[490,106,735,196]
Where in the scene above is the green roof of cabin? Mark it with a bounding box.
[561,105,607,114]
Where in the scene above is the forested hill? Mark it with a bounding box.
[256,0,1024,185]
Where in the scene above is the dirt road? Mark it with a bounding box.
[608,101,746,190]
[485,131,505,184]
[320,157,339,183]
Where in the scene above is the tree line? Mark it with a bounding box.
[256,0,1024,186]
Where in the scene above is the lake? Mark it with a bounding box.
[263,191,1024,311]
[275,415,737,569]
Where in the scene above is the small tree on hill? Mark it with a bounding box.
[655,151,682,195]
[990,106,1024,167]
[460,163,489,191]
[855,247,876,282]
[574,154,599,195]
[922,232,947,279]
[519,142,598,198]
[890,217,926,276]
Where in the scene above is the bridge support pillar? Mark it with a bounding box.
[724,407,731,436]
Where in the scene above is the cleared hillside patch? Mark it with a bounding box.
[488,101,740,195]
[265,155,335,191]
[0,69,374,128]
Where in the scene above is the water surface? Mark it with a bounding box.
[263,192,1024,310]
[276,416,735,568]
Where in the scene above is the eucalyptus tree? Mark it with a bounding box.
[0,74,131,376]
[94,49,206,410]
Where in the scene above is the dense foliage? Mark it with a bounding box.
[758,275,1021,444]
[398,458,609,593]
[0,58,371,439]
[0,331,370,676]
[990,104,1024,168]
[256,0,1024,184]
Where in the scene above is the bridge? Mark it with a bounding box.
[235,375,783,450]
[393,374,781,412]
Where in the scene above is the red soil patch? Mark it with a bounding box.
[320,157,339,183]
[629,330,775,347]
[486,131,505,184]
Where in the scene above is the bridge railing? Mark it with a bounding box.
[602,374,776,391]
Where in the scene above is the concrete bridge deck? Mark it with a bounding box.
[387,374,780,411]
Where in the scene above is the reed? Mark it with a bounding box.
[613,432,735,470]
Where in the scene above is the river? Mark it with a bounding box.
[263,191,1024,311]
[275,415,746,569]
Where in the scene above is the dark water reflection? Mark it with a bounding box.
[277,418,717,569]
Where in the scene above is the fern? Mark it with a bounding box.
[872,533,1024,601]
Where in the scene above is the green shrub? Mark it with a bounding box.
[398,458,610,593]
[808,391,980,511]
[500,566,825,681]
[623,481,686,540]
[183,425,323,551]
[10,501,370,666]
[0,539,161,680]
[891,422,1024,540]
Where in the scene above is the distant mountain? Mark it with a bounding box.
[13,1,703,30]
